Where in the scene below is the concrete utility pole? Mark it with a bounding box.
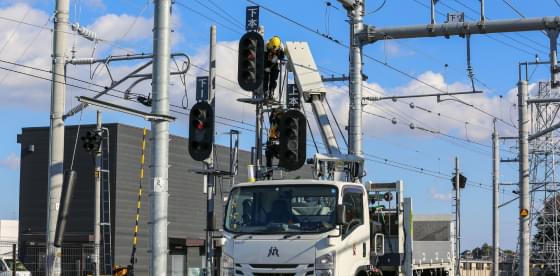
[492,123,500,276]
[46,0,69,275]
[150,0,172,275]
[205,25,217,276]
[94,111,102,276]
[455,157,461,276]
[518,80,530,276]
[347,0,364,159]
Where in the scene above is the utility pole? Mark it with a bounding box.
[347,0,364,159]
[455,157,461,276]
[492,123,500,276]
[205,25,217,276]
[150,0,171,275]
[518,80,530,276]
[46,0,69,275]
[94,111,102,276]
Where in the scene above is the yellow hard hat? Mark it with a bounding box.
[267,36,281,50]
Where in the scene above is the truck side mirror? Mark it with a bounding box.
[336,204,347,225]
[374,233,385,256]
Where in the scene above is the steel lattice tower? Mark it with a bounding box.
[529,81,560,275]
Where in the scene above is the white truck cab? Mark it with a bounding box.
[221,179,381,276]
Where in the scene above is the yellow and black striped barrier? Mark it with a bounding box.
[129,127,147,271]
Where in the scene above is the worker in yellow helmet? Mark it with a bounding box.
[264,36,285,99]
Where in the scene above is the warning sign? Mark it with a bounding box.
[520,208,529,217]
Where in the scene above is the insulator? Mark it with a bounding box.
[71,23,98,42]
[69,58,95,65]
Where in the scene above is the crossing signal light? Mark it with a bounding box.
[451,173,467,189]
[278,110,306,171]
[237,32,264,91]
[189,101,214,161]
[81,129,102,153]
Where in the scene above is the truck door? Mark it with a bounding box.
[0,259,8,276]
[338,187,369,275]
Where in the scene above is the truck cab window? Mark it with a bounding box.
[342,188,364,237]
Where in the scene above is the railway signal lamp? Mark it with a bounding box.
[278,110,306,171]
[237,32,264,91]
[82,129,102,153]
[189,101,214,161]
[451,173,467,189]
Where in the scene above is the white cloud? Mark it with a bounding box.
[326,71,519,141]
[430,187,452,202]
[84,0,105,9]
[88,13,152,43]
[0,3,526,144]
[0,4,167,111]
[0,153,19,170]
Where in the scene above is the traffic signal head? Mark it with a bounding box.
[81,129,102,153]
[189,101,214,161]
[238,32,264,91]
[451,173,467,189]
[278,110,306,171]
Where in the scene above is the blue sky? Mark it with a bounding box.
[0,0,558,250]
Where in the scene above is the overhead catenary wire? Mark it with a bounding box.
[247,0,517,129]
[174,1,243,35]
[1,3,516,195]
[185,3,503,137]
[0,6,31,57]
[0,14,138,56]
[0,61,507,194]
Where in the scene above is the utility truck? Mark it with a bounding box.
[223,37,421,275]
[221,180,412,276]
[225,29,453,275]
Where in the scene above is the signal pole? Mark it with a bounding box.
[492,122,500,276]
[94,111,102,276]
[455,157,461,276]
[150,0,172,275]
[205,25,217,276]
[47,0,69,275]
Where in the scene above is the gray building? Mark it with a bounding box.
[17,123,312,275]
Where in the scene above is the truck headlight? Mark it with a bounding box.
[315,252,335,275]
[221,253,234,276]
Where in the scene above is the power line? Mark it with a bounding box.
[173,6,511,161]
[2,60,508,194]
[174,1,244,35]
[247,0,517,129]
[501,0,526,18]
[0,14,138,55]
[0,6,31,56]
[191,0,244,29]
[208,0,245,26]
[180,0,507,135]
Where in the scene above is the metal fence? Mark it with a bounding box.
[0,241,98,276]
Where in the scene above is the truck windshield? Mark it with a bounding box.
[4,259,28,271]
[225,185,338,234]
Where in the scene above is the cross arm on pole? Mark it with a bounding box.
[363,17,560,44]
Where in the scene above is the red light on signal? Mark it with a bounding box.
[195,120,204,129]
